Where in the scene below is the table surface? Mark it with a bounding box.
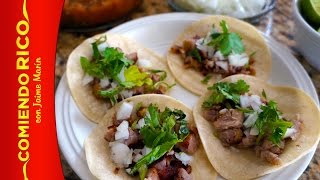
[56,0,320,179]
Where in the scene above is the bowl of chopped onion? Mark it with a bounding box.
[168,0,276,23]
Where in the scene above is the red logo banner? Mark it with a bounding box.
[1,0,64,179]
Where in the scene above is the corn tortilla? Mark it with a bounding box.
[193,74,320,179]
[85,94,217,180]
[67,33,175,123]
[167,15,272,96]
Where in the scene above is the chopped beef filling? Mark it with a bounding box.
[105,105,199,179]
[171,37,255,77]
[151,155,192,180]
[89,49,169,105]
[203,106,302,165]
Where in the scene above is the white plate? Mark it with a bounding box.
[56,13,319,180]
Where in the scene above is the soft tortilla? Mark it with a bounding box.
[67,33,175,123]
[167,15,272,96]
[193,74,320,179]
[84,94,217,180]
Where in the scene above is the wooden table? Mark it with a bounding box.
[56,0,320,179]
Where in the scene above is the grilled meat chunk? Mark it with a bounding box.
[104,125,116,142]
[213,109,244,130]
[175,168,192,180]
[202,105,221,122]
[219,128,243,146]
[176,133,199,154]
[123,128,139,147]
[146,167,160,180]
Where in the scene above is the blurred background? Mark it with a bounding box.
[56,0,320,179]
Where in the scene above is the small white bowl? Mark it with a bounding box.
[292,0,320,71]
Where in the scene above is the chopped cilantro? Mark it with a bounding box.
[98,86,123,105]
[187,49,202,62]
[201,75,212,84]
[91,35,106,60]
[262,89,267,99]
[202,80,250,108]
[133,104,189,178]
[149,69,167,81]
[207,20,245,56]
[255,101,293,145]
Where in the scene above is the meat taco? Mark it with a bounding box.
[67,33,175,123]
[193,74,320,179]
[167,15,271,95]
[84,94,217,180]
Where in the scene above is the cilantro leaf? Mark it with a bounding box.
[102,47,133,79]
[201,75,212,84]
[207,20,245,56]
[149,69,167,81]
[220,32,244,56]
[91,35,106,60]
[129,140,180,176]
[202,80,250,108]
[144,104,160,128]
[255,100,293,145]
[187,49,202,62]
[135,104,190,179]
[98,86,123,105]
[262,89,267,99]
[80,57,105,79]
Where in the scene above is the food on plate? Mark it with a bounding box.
[84,94,217,180]
[61,0,142,28]
[167,15,271,95]
[67,34,175,123]
[193,74,320,179]
[172,0,268,19]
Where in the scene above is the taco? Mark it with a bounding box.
[167,15,271,95]
[193,74,320,179]
[67,33,175,123]
[84,94,217,180]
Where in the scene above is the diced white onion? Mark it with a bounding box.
[115,121,129,140]
[249,126,259,136]
[167,150,174,156]
[111,81,118,88]
[116,102,134,120]
[81,73,94,86]
[250,95,263,112]
[142,146,152,155]
[120,90,133,99]
[219,108,228,114]
[207,48,216,58]
[136,118,146,129]
[284,128,297,139]
[118,67,126,82]
[243,112,258,128]
[133,153,143,163]
[214,50,226,61]
[174,152,192,166]
[99,77,110,88]
[240,94,250,108]
[240,94,263,112]
[215,61,229,71]
[109,142,132,167]
[98,42,109,52]
[244,128,250,137]
[136,58,152,69]
[228,53,249,67]
[125,168,131,174]
[196,38,216,58]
